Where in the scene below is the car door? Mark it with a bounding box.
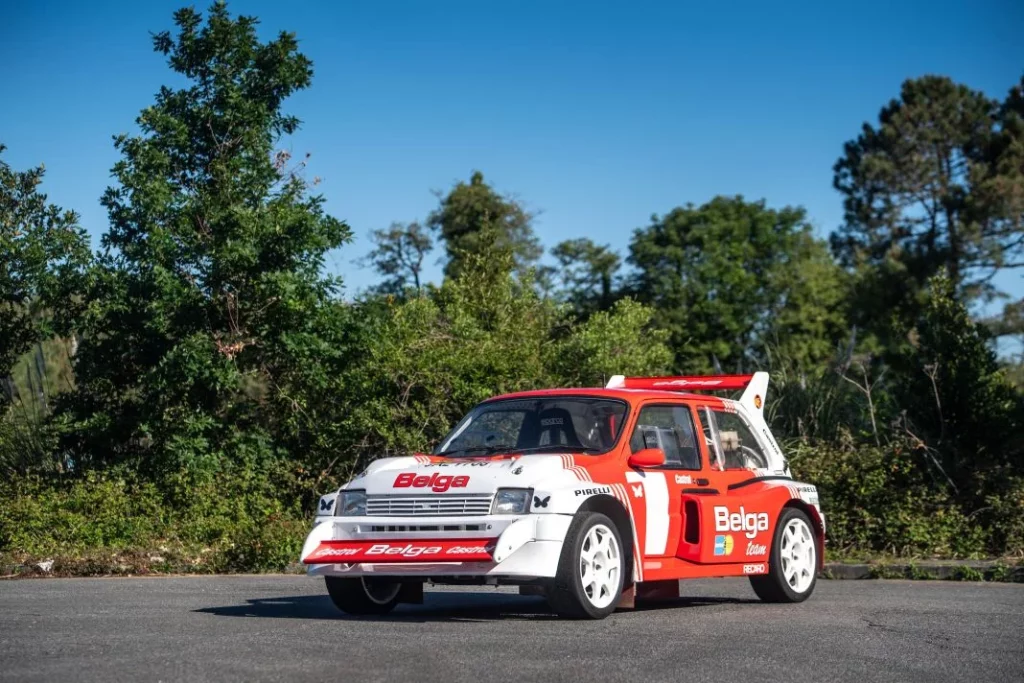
[686,404,775,563]
[624,401,707,559]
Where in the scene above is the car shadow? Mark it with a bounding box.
[195,591,760,623]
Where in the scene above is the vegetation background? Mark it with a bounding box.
[1,4,1022,575]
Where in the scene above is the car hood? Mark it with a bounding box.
[342,454,586,495]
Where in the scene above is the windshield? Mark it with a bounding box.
[435,397,628,456]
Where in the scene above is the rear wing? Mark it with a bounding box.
[605,372,770,417]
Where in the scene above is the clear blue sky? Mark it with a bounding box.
[2,0,1021,301]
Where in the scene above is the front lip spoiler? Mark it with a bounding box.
[302,538,498,564]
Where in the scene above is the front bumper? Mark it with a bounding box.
[301,513,572,579]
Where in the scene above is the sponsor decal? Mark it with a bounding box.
[674,474,692,485]
[743,563,767,575]
[652,379,723,388]
[574,486,612,497]
[393,472,470,492]
[512,466,523,475]
[631,484,644,499]
[540,417,564,426]
[423,461,493,468]
[533,495,551,508]
[753,394,762,409]
[745,541,767,556]
[713,534,734,556]
[319,497,334,512]
[714,505,769,539]
[304,539,497,564]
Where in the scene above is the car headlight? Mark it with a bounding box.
[335,490,366,517]
[490,488,533,515]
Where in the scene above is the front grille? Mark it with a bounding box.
[366,524,486,533]
[364,494,493,517]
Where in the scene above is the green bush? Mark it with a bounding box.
[0,463,312,574]
[788,437,990,558]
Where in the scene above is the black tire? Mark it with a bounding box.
[546,511,625,619]
[324,576,402,615]
[750,507,818,603]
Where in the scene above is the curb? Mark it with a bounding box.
[823,560,1024,582]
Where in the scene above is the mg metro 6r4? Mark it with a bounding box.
[301,372,824,619]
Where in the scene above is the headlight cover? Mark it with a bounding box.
[491,488,533,515]
[335,489,367,517]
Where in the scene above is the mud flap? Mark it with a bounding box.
[398,581,424,604]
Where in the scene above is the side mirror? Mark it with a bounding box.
[628,448,666,468]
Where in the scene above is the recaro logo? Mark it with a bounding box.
[713,505,769,539]
[394,472,470,493]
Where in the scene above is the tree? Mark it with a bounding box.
[0,146,91,380]
[832,75,1024,336]
[550,238,621,316]
[427,171,541,280]
[888,271,1023,499]
[60,4,351,470]
[360,222,432,294]
[627,196,848,373]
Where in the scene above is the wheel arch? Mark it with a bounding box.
[576,494,636,585]
[782,499,825,570]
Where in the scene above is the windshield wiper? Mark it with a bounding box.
[509,445,605,454]
[441,445,519,457]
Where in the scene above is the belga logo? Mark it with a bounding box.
[714,505,769,539]
[394,472,470,492]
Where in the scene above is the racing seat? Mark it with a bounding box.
[535,408,583,448]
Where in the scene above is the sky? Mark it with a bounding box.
[1,0,1022,303]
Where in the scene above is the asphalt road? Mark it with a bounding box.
[1,576,1022,683]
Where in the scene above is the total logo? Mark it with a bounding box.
[713,534,734,556]
[714,505,769,539]
[393,472,470,493]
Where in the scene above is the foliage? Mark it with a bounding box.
[0,146,91,379]
[888,272,1024,497]
[627,196,849,373]
[360,221,432,294]
[788,438,990,557]
[307,254,672,470]
[832,75,1024,342]
[550,238,622,316]
[0,462,308,574]
[427,171,541,280]
[57,4,350,472]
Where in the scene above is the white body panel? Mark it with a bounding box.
[303,453,616,579]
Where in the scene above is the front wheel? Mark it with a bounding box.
[324,576,402,615]
[546,511,625,619]
[749,507,818,603]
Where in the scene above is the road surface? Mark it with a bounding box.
[1,576,1021,682]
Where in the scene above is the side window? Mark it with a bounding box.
[710,409,769,470]
[698,407,724,470]
[629,404,701,470]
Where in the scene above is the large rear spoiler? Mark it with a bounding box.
[605,372,770,416]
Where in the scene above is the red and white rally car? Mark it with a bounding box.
[301,372,824,619]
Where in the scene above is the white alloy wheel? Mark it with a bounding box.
[780,516,816,594]
[578,523,621,609]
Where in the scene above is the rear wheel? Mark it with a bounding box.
[546,512,624,619]
[750,507,818,603]
[324,576,402,615]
